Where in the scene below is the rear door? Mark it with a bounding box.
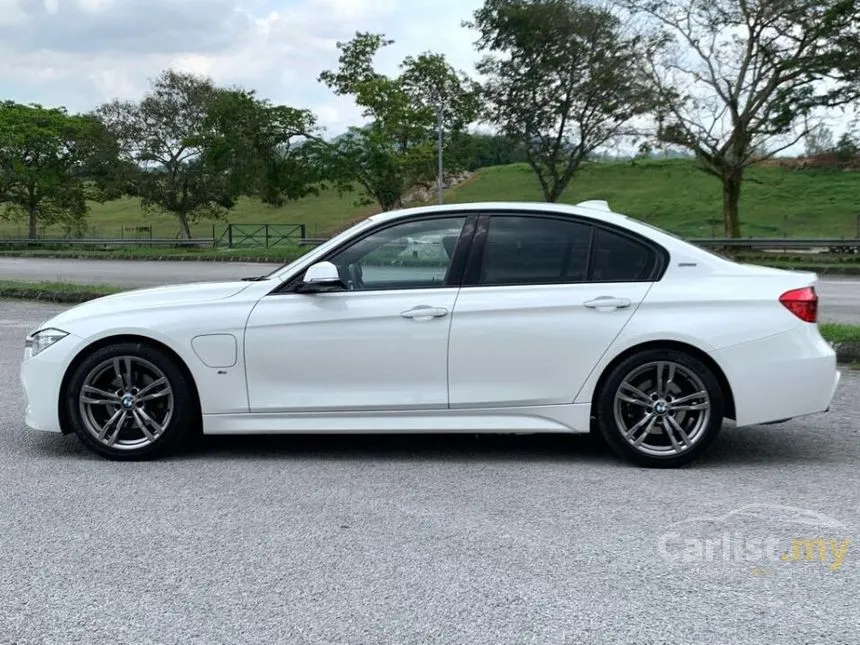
[447,213,663,408]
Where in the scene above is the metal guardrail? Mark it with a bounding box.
[217,224,306,248]
[0,238,216,248]
[690,238,859,246]
[690,238,860,253]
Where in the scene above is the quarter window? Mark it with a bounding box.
[327,217,467,291]
[591,228,655,282]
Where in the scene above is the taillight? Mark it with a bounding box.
[779,286,818,323]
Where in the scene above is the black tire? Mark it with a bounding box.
[64,341,198,461]
[596,349,725,468]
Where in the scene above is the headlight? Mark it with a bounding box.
[25,328,69,357]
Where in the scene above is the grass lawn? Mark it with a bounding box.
[819,323,860,344]
[0,246,307,262]
[0,280,122,304]
[0,188,374,241]
[2,159,860,241]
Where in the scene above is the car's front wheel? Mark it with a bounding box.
[596,349,725,468]
[65,342,196,460]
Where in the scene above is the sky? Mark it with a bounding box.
[0,0,852,154]
[0,0,485,136]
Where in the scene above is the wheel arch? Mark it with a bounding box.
[58,334,203,435]
[588,340,736,422]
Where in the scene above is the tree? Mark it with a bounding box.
[318,32,481,211]
[627,0,860,237]
[203,89,320,207]
[447,131,529,170]
[96,70,232,239]
[0,101,115,238]
[834,126,859,166]
[804,123,835,156]
[467,0,656,203]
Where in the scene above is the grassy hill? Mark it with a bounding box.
[2,159,859,240]
[449,160,860,238]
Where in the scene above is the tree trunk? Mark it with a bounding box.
[722,170,743,238]
[27,207,38,240]
[548,179,567,203]
[177,212,192,240]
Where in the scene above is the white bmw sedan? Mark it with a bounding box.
[20,201,840,467]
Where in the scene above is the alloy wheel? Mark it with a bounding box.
[78,356,174,450]
[612,360,711,457]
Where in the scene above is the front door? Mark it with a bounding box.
[244,215,469,413]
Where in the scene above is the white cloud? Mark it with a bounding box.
[0,0,27,25]
[0,0,483,133]
[76,0,116,11]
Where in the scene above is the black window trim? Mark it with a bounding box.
[269,212,479,295]
[462,210,669,288]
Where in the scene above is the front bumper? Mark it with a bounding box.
[20,333,85,433]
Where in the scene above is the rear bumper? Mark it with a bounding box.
[714,324,841,427]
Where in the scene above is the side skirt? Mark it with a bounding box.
[202,403,592,435]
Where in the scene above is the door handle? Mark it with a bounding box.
[401,306,449,319]
[583,297,632,310]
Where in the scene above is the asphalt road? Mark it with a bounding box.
[0,257,859,323]
[0,256,279,287]
[1,300,859,645]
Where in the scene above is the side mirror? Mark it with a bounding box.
[297,261,346,293]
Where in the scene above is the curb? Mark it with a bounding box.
[0,251,291,264]
[0,287,119,304]
[832,341,860,365]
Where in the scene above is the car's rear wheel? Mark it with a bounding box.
[65,342,196,460]
[596,349,725,468]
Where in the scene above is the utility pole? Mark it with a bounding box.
[436,102,444,204]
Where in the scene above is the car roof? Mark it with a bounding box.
[366,200,630,226]
[364,200,732,270]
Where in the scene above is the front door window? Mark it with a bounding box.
[328,217,467,291]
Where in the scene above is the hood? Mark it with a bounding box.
[42,280,255,330]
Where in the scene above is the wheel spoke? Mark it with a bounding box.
[663,418,683,453]
[97,408,125,441]
[617,394,651,408]
[666,415,693,447]
[136,407,165,437]
[124,357,134,389]
[632,415,658,447]
[112,358,132,390]
[137,377,170,402]
[665,363,676,393]
[81,385,121,406]
[106,414,127,446]
[131,409,156,442]
[673,401,711,411]
[671,390,708,406]
[624,412,656,440]
[618,382,652,406]
[655,362,666,397]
